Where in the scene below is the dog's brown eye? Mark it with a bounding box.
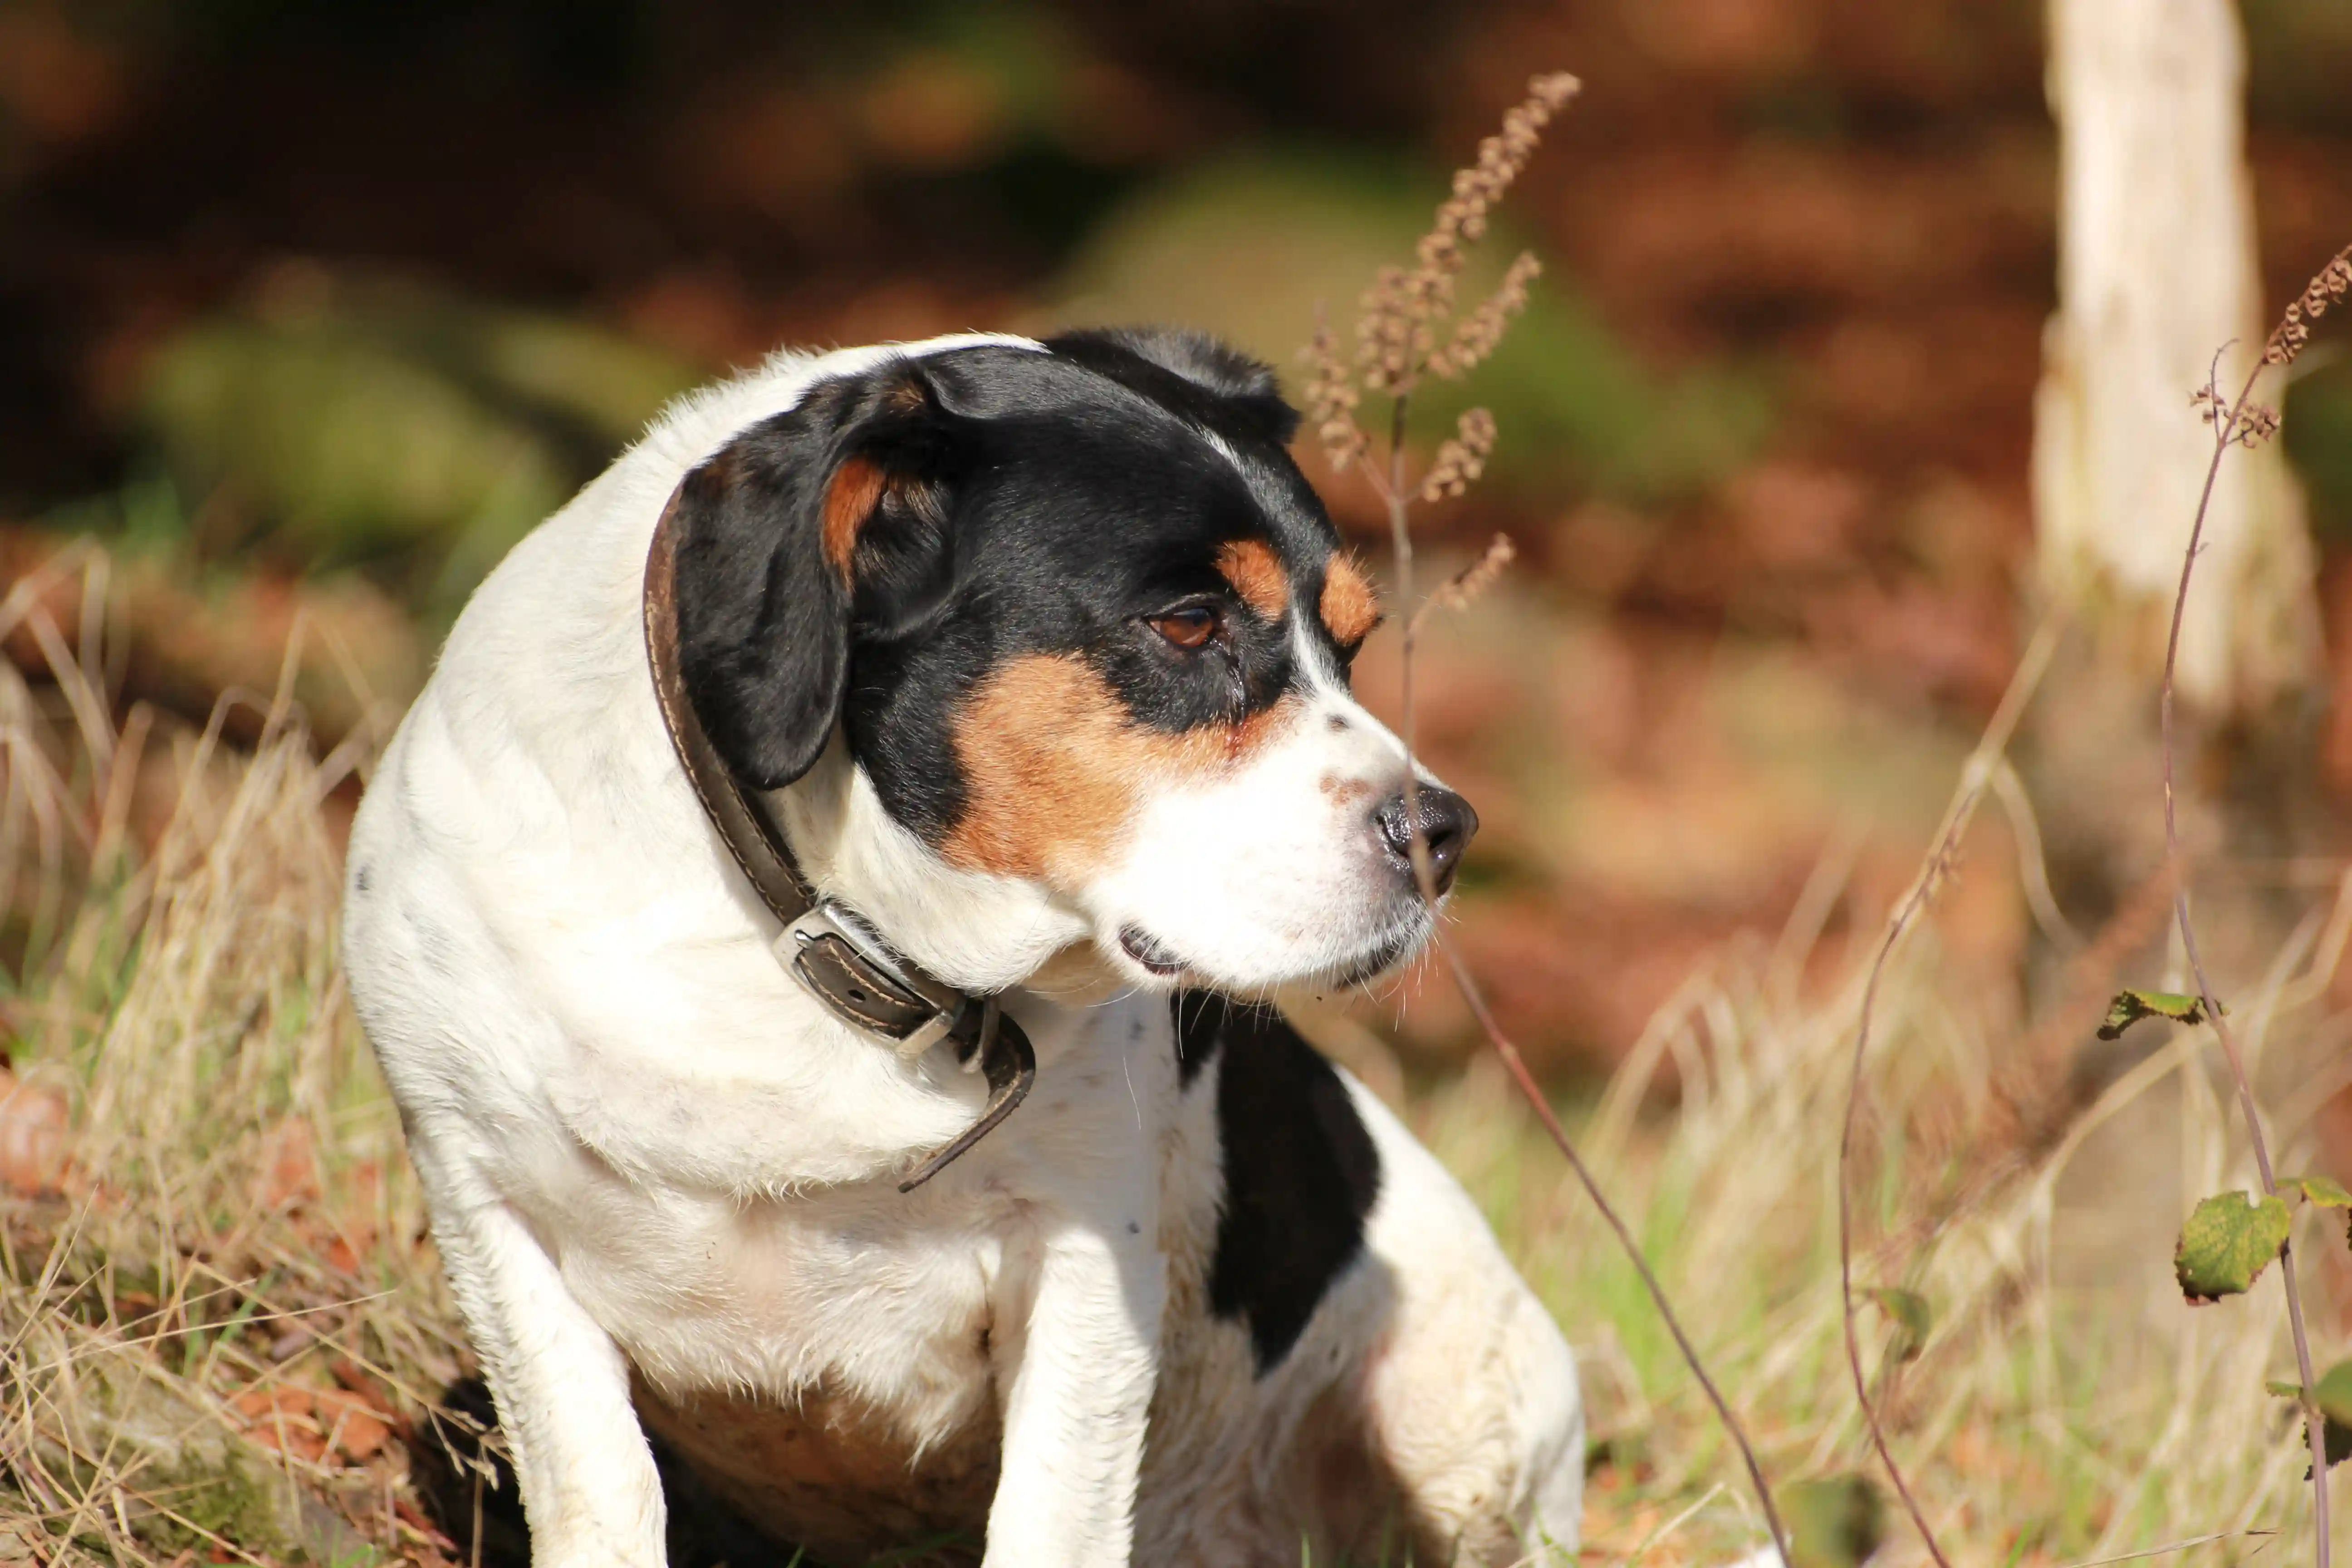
[1148,607,1220,651]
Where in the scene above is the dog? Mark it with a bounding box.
[341,328,1584,1566]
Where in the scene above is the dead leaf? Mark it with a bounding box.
[258,1116,318,1207]
[314,1389,390,1462]
[233,1386,329,1463]
[329,1357,396,1415]
[0,1067,72,1194]
[230,1385,314,1421]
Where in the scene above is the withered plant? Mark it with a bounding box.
[1299,71,1798,1567]
[1306,70,2352,1568]
[2124,243,2352,1568]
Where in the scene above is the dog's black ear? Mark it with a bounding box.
[671,358,959,790]
[1045,326,1301,447]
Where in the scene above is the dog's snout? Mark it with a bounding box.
[1372,787,1478,897]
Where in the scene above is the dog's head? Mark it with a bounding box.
[670,328,1475,996]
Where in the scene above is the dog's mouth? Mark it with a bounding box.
[1117,924,1187,977]
[1115,912,1430,990]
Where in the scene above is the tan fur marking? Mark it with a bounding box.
[1319,554,1380,647]
[1215,538,1289,621]
[632,1373,994,1563]
[944,654,1298,883]
[821,455,887,579]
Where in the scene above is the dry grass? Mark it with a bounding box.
[3,554,469,1567]
[5,545,2350,1568]
[1412,891,2351,1567]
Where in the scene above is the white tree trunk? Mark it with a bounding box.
[2034,0,2315,709]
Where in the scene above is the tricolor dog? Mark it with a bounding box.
[342,328,1584,1566]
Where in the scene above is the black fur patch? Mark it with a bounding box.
[1171,989,1223,1088]
[671,362,959,791]
[1171,992,1382,1372]
[1042,326,1301,446]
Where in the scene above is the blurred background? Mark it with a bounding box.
[7,5,2352,1562]
[10,0,2352,1085]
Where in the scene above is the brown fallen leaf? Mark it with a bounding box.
[232,1386,330,1463]
[0,1068,72,1194]
[230,1385,314,1420]
[258,1115,320,1208]
[314,1388,391,1462]
[328,1356,396,1412]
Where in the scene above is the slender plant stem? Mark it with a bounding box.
[2160,359,2331,1568]
[1833,615,2058,1568]
[1837,903,1957,1559]
[1437,936,1795,1565]
[1387,392,1416,755]
[1385,392,1438,903]
[1374,391,1789,1565]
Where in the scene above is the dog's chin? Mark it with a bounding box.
[1108,909,1434,995]
[1318,918,1435,989]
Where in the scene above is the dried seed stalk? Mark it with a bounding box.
[1356,74,1578,398]
[1302,70,1795,1568]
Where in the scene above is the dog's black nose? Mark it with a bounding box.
[1373,786,1479,897]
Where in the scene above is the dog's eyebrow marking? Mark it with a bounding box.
[943,653,1298,884]
[1319,554,1380,648]
[821,455,888,579]
[1215,539,1289,621]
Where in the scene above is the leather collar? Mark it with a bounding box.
[643,488,1034,1192]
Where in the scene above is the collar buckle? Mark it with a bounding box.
[778,901,964,1060]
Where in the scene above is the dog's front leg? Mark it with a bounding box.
[414,1147,668,1568]
[983,1199,1166,1566]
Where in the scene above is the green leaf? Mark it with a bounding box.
[2099,989,2215,1040]
[1864,1287,1933,1362]
[2318,1361,2352,1428]
[2174,1191,2291,1302]
[1783,1475,1885,1568]
[2306,1362,2352,1474]
[2262,1362,2352,1475]
[2281,1173,2352,1208]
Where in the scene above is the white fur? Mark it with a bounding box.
[342,335,1583,1566]
[1081,607,1436,990]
